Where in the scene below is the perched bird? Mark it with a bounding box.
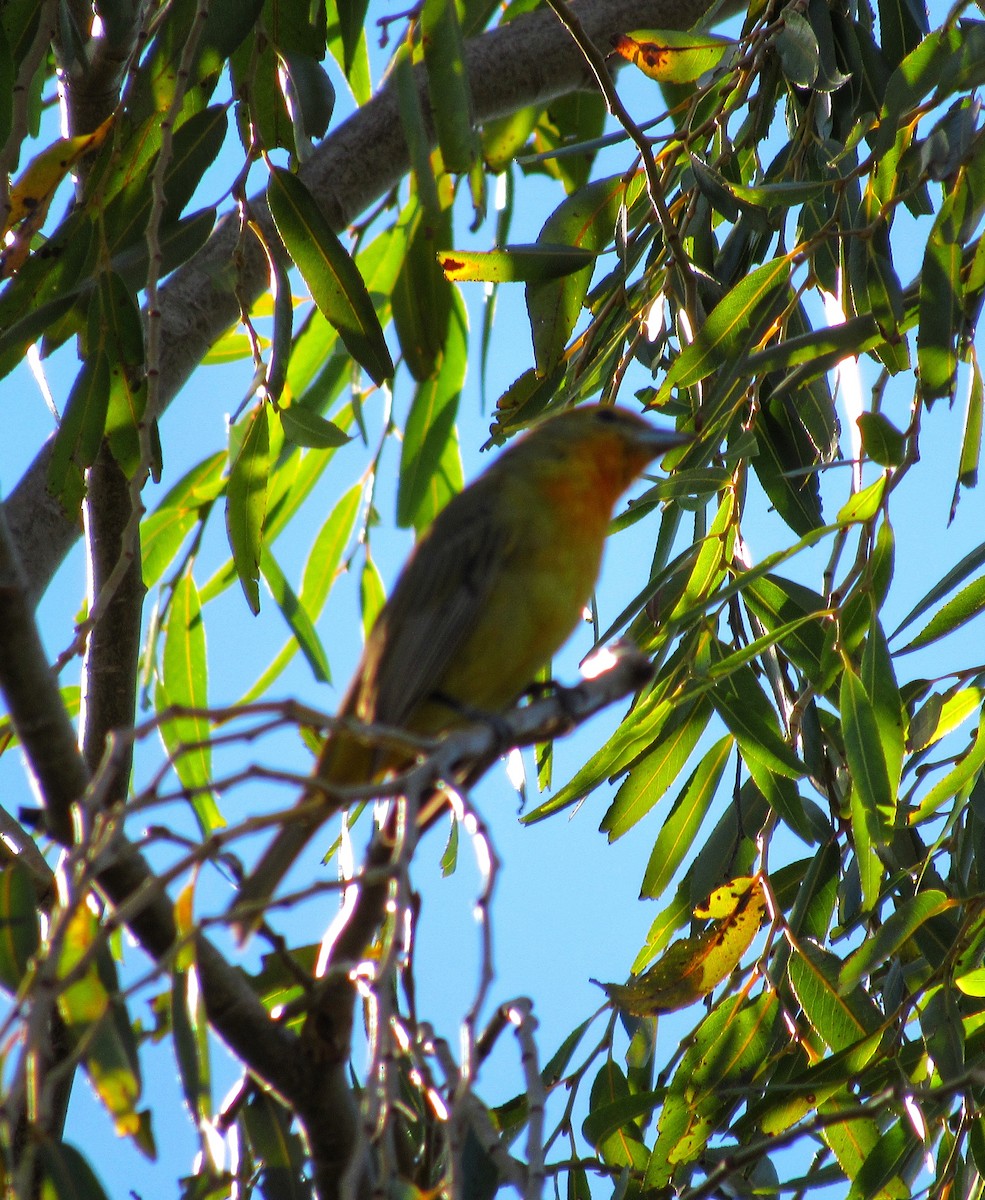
[231,404,689,936]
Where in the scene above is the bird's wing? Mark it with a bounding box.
[363,483,517,729]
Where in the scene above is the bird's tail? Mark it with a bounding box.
[228,722,392,942]
[229,813,321,944]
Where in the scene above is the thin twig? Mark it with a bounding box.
[541,0,699,322]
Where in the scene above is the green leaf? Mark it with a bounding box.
[755,1031,882,1135]
[850,782,884,912]
[821,1105,887,1197]
[753,393,824,535]
[241,1089,308,1194]
[159,570,222,833]
[98,271,146,478]
[658,256,793,397]
[240,481,362,702]
[669,490,735,620]
[267,166,393,384]
[260,547,330,684]
[776,9,819,87]
[397,293,467,531]
[838,891,952,992]
[857,412,905,467]
[709,644,805,780]
[788,939,881,1051]
[0,861,41,992]
[956,351,983,492]
[0,23,12,150]
[171,968,210,1125]
[877,0,928,68]
[743,573,826,684]
[0,292,79,385]
[584,1062,649,1170]
[910,707,985,824]
[877,27,955,154]
[225,403,271,616]
[836,477,886,524]
[581,1088,660,1148]
[744,757,816,843]
[360,555,386,640]
[890,539,985,641]
[421,0,476,175]
[279,52,335,147]
[841,664,895,840]
[600,697,712,842]
[57,905,150,1153]
[327,0,371,102]
[639,735,732,900]
[48,353,111,509]
[102,107,228,260]
[141,453,225,588]
[861,615,905,793]
[111,207,218,297]
[918,222,962,403]
[647,993,777,1187]
[526,172,645,374]
[38,1140,112,1199]
[392,201,453,382]
[394,47,442,219]
[898,573,985,654]
[278,406,350,448]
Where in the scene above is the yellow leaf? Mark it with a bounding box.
[5,118,113,235]
[174,880,197,972]
[600,875,766,1015]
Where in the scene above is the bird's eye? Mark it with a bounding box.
[594,407,619,424]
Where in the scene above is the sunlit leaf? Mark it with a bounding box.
[421,0,476,177]
[158,569,221,832]
[397,292,467,531]
[657,256,794,397]
[438,244,596,283]
[611,29,730,82]
[838,891,952,992]
[600,697,712,842]
[788,939,882,1051]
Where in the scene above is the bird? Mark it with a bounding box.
[230,404,689,937]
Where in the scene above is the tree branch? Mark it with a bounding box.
[0,434,653,1188]
[4,0,716,601]
[289,648,655,1197]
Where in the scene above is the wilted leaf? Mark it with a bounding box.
[599,875,766,1013]
[611,29,731,82]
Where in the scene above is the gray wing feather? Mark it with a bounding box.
[366,498,514,727]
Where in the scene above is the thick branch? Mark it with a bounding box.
[5,0,715,601]
[79,406,146,803]
[0,501,299,1098]
[0,502,87,845]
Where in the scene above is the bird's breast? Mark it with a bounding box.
[433,489,608,716]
